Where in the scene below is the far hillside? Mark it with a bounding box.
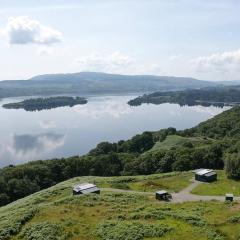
[0,72,218,99]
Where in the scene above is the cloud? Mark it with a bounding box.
[1,16,63,45]
[10,133,65,154]
[73,96,132,119]
[75,51,132,73]
[37,46,53,55]
[39,120,57,129]
[75,51,165,75]
[190,105,230,116]
[169,54,182,61]
[191,49,240,73]
[0,132,65,167]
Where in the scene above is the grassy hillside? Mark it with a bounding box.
[146,135,213,153]
[1,172,240,240]
[187,106,240,139]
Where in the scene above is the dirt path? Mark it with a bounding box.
[102,180,240,203]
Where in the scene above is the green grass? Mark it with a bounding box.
[147,135,212,153]
[94,172,193,193]
[192,170,240,196]
[1,172,240,240]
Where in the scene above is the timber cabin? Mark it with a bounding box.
[195,169,217,182]
[73,183,100,195]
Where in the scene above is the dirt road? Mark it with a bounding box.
[102,180,240,203]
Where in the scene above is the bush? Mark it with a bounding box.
[110,182,130,190]
[97,221,173,240]
[228,215,240,223]
[20,222,63,240]
[225,153,240,179]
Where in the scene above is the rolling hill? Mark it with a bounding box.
[1,171,240,240]
[0,72,218,99]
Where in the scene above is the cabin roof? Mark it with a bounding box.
[73,183,97,192]
[80,186,100,194]
[156,190,168,195]
[195,169,214,176]
[204,171,217,177]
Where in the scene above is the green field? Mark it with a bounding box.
[1,172,240,240]
[94,171,193,193]
[192,170,240,196]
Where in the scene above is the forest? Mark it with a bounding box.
[2,96,87,111]
[0,106,240,206]
[128,87,240,107]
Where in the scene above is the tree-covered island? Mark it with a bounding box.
[2,96,87,111]
[128,87,240,107]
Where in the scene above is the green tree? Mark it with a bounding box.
[225,153,240,179]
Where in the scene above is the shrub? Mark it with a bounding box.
[97,221,173,240]
[225,153,240,179]
[0,207,38,240]
[228,215,240,223]
[20,222,63,240]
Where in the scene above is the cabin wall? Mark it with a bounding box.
[195,174,217,182]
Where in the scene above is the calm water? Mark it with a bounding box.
[0,95,229,167]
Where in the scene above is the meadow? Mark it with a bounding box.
[1,171,240,240]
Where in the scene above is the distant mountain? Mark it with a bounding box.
[218,80,240,86]
[29,72,216,89]
[0,72,219,99]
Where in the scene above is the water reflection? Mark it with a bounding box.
[73,98,132,119]
[0,95,230,167]
[12,133,65,154]
[39,120,57,129]
[0,133,65,166]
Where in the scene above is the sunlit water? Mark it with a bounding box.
[0,95,229,167]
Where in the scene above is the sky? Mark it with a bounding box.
[0,0,240,81]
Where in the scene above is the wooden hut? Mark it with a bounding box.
[195,169,217,182]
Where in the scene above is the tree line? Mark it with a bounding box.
[128,87,240,107]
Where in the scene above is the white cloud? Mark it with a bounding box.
[75,51,132,73]
[75,51,165,75]
[191,49,240,73]
[0,133,65,166]
[37,46,53,55]
[73,96,132,119]
[39,120,57,129]
[1,16,63,45]
[169,54,182,61]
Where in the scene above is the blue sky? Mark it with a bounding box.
[0,0,240,80]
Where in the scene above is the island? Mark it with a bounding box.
[128,87,240,107]
[2,96,88,111]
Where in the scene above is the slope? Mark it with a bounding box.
[1,173,240,240]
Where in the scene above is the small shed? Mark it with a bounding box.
[155,190,171,201]
[195,169,217,182]
[73,183,100,195]
[225,193,234,202]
